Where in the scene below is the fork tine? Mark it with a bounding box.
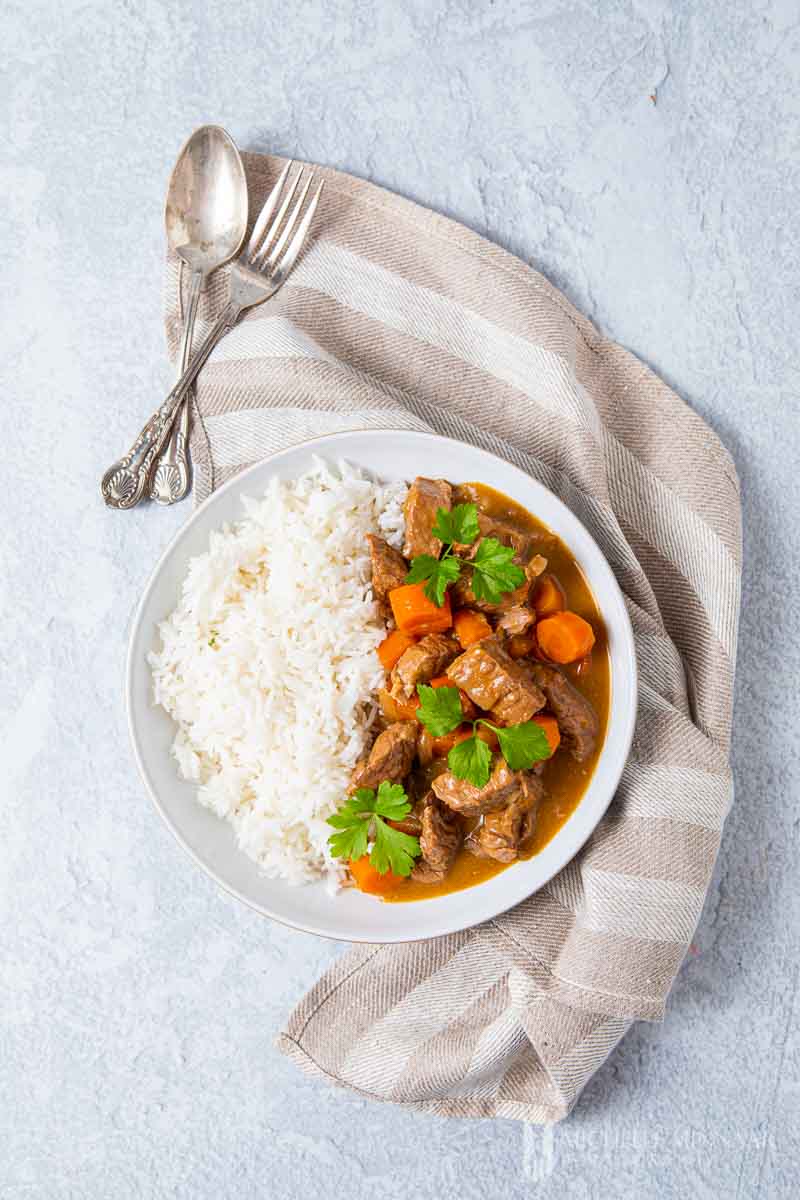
[245,160,292,258]
[265,173,313,267]
[252,167,303,264]
[274,181,324,278]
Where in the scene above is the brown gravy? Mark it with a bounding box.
[386,481,609,903]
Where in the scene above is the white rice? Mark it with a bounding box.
[149,457,407,887]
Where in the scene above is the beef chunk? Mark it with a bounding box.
[446,636,545,724]
[531,664,599,762]
[493,686,545,728]
[412,795,463,883]
[450,508,548,612]
[389,632,459,701]
[350,721,417,791]
[456,512,536,561]
[466,773,543,863]
[431,758,522,816]
[450,572,531,614]
[402,477,452,559]
[457,512,552,564]
[366,534,408,603]
[388,796,425,837]
[495,604,536,637]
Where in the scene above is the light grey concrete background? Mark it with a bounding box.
[2,1,798,1196]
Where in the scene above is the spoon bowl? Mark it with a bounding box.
[165,125,248,274]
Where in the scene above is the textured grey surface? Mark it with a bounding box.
[2,1,799,1196]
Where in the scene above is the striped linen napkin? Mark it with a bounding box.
[164,152,741,1122]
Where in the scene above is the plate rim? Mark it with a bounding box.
[126,428,638,942]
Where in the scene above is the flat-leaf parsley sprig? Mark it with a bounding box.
[404,502,525,607]
[415,683,553,789]
[415,682,464,736]
[327,781,421,876]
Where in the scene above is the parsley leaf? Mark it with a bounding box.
[431,503,480,547]
[326,781,421,875]
[404,554,440,584]
[447,732,493,789]
[469,537,526,605]
[405,553,461,606]
[416,683,463,737]
[491,720,553,769]
[372,779,413,820]
[370,819,420,877]
[326,815,370,862]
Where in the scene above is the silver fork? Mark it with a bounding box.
[101,162,323,510]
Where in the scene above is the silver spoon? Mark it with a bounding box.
[101,162,322,512]
[148,125,248,504]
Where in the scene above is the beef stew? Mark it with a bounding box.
[329,478,609,901]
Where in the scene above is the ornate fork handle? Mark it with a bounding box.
[101,300,240,509]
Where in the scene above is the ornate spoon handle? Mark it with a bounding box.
[101,300,239,509]
[149,269,203,505]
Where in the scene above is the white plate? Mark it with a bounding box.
[127,430,637,942]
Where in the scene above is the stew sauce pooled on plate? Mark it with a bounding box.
[327,477,609,901]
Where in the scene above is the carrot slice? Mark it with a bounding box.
[431,724,471,758]
[453,608,493,649]
[533,574,565,618]
[378,690,421,722]
[532,714,561,754]
[377,629,417,671]
[349,856,407,895]
[389,583,453,636]
[536,611,596,664]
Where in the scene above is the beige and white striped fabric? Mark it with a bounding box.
[164,153,741,1122]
